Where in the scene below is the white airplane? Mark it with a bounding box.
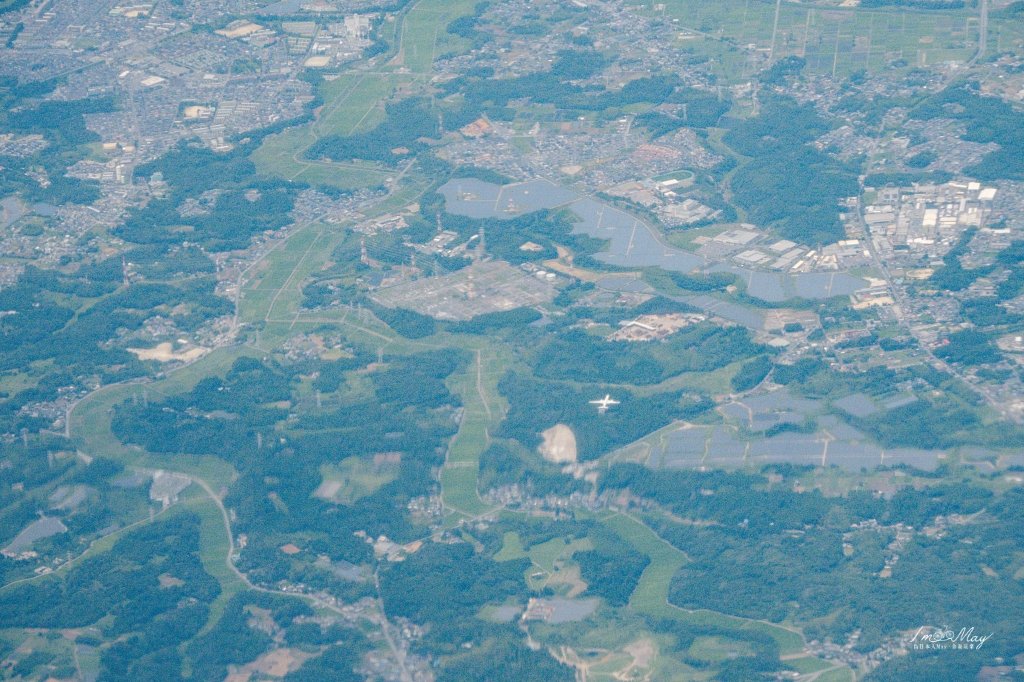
[589,394,620,414]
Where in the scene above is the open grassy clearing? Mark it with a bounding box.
[239,223,326,326]
[446,417,489,467]
[532,616,696,682]
[603,513,687,615]
[76,638,102,680]
[260,230,346,325]
[521,536,593,592]
[69,347,247,490]
[526,536,593,573]
[250,125,393,187]
[441,344,509,518]
[184,490,247,633]
[440,466,490,517]
[397,0,477,73]
[249,126,316,180]
[634,360,740,397]
[494,530,527,561]
[0,368,40,401]
[816,666,857,682]
[0,631,77,678]
[786,656,839,674]
[317,458,399,504]
[251,73,412,188]
[586,656,641,679]
[251,139,393,191]
[288,163,391,189]
[319,73,411,136]
[687,635,755,662]
[311,73,360,134]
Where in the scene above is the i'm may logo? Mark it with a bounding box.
[909,626,994,651]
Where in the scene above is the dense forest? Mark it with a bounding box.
[723,96,860,246]
[0,274,229,433]
[112,351,466,567]
[306,97,440,164]
[910,83,1024,181]
[530,323,761,385]
[497,373,712,460]
[0,76,112,204]
[115,144,299,251]
[601,464,1024,672]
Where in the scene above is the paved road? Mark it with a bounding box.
[855,197,1004,414]
[971,0,989,66]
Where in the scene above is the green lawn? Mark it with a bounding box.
[603,513,687,616]
[251,126,393,188]
[525,536,592,573]
[250,72,412,187]
[249,126,317,180]
[440,466,489,517]
[312,73,360,133]
[289,163,391,189]
[687,635,755,663]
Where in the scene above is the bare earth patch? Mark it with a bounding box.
[539,424,577,463]
[127,342,209,363]
[245,648,314,678]
[624,639,655,669]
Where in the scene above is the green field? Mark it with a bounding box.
[318,73,410,136]
[494,530,528,561]
[185,492,248,633]
[654,0,1013,81]
[318,458,399,504]
[521,536,593,591]
[394,0,477,73]
[785,656,840,674]
[816,666,856,682]
[440,345,509,518]
[70,352,247,489]
[250,125,393,187]
[240,224,336,327]
[250,73,412,186]
[687,635,755,662]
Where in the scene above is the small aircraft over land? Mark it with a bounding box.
[589,394,620,414]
